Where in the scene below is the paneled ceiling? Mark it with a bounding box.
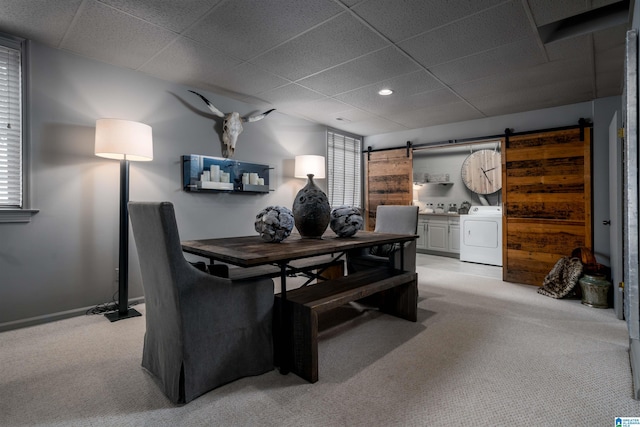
[0,0,633,136]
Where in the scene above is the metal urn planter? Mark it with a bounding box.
[579,273,611,308]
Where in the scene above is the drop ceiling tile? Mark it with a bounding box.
[471,78,593,117]
[98,0,221,32]
[429,37,547,86]
[593,22,628,52]
[596,75,623,97]
[453,56,593,101]
[462,74,594,119]
[329,108,378,123]
[592,0,626,7]
[596,79,623,98]
[595,45,625,96]
[528,0,623,27]
[383,89,461,113]
[291,98,376,125]
[196,85,274,108]
[473,99,544,118]
[343,87,461,116]
[212,63,290,96]
[297,47,419,96]
[334,70,443,108]
[352,0,504,42]
[293,97,353,116]
[591,23,628,99]
[516,79,594,107]
[333,117,408,136]
[258,83,324,109]
[595,43,625,74]
[251,12,389,81]
[140,37,241,84]
[399,1,536,68]
[185,0,343,61]
[388,101,484,129]
[0,0,82,46]
[61,0,177,70]
[341,0,361,8]
[527,0,588,27]
[544,34,590,61]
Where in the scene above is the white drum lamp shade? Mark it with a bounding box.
[95,118,153,161]
[294,155,325,179]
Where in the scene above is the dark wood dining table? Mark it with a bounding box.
[181,230,416,268]
[181,230,418,376]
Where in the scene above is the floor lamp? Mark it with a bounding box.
[95,118,153,322]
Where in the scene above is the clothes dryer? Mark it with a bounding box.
[459,206,503,266]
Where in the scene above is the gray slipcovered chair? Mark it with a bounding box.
[347,205,419,273]
[128,201,274,404]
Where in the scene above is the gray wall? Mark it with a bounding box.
[0,42,326,329]
[365,97,620,267]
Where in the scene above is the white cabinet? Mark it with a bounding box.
[449,222,460,253]
[426,219,448,251]
[417,214,460,256]
[416,220,428,250]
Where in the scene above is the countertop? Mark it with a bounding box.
[419,211,460,217]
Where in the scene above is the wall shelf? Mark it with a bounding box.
[182,154,272,194]
[414,182,453,186]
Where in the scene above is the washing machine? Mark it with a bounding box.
[459,206,503,266]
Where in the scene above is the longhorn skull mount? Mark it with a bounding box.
[189,90,275,158]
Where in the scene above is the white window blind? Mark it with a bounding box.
[327,130,362,208]
[0,42,21,208]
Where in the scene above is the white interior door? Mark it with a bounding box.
[610,111,624,319]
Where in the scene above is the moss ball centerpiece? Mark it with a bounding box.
[255,205,294,242]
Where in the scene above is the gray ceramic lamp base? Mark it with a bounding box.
[292,174,330,238]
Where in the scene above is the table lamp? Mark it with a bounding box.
[292,155,330,238]
[95,118,153,322]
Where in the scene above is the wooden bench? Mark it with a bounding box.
[274,266,417,383]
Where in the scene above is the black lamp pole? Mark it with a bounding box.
[105,158,141,322]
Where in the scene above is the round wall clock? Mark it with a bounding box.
[461,149,502,195]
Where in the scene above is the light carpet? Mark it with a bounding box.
[0,264,637,426]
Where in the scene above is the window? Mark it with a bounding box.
[0,34,34,222]
[0,41,21,207]
[327,129,362,208]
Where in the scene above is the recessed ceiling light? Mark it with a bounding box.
[378,89,393,96]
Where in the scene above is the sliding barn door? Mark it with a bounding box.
[364,148,413,230]
[503,126,592,286]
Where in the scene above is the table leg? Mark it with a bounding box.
[279,263,290,375]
